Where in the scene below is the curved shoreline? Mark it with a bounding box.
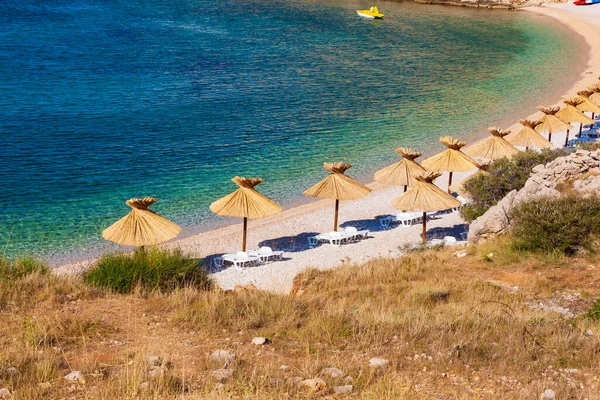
[56,4,600,292]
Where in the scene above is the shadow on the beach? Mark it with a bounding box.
[202,253,226,273]
[428,223,469,240]
[259,232,320,253]
[340,215,396,232]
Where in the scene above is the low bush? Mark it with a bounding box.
[584,299,600,321]
[0,257,48,281]
[460,149,567,222]
[575,142,600,152]
[510,196,600,255]
[83,247,210,293]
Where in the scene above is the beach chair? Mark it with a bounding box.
[256,246,284,262]
[396,212,419,227]
[213,256,224,269]
[379,216,393,229]
[223,251,260,270]
[317,231,346,246]
[307,236,318,248]
[443,236,458,245]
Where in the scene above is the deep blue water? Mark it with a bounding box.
[0,0,583,260]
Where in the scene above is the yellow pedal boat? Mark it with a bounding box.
[356,6,384,19]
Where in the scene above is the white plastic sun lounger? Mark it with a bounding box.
[250,246,284,263]
[342,226,369,241]
[395,212,422,227]
[222,251,260,270]
[316,231,347,246]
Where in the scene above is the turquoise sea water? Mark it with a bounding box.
[0,0,584,260]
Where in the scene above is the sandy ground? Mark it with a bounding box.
[55,3,600,293]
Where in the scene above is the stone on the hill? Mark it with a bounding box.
[585,329,594,337]
[251,337,270,345]
[64,371,85,384]
[333,385,353,394]
[540,388,555,399]
[211,368,234,383]
[5,367,19,376]
[209,350,236,364]
[148,366,163,379]
[298,378,326,392]
[369,357,389,368]
[147,356,162,367]
[453,249,467,258]
[0,388,11,398]
[321,367,344,378]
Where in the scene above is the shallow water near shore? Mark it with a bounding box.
[0,0,585,261]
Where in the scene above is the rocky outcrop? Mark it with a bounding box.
[469,150,600,242]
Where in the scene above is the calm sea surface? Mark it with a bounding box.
[0,0,584,260]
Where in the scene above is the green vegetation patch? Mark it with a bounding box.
[84,247,211,293]
[510,196,600,255]
[460,149,567,222]
[0,257,48,281]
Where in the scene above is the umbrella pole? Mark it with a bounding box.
[334,199,340,232]
[403,185,407,193]
[548,133,552,144]
[564,129,570,148]
[580,123,583,135]
[242,217,248,252]
[447,172,453,194]
[422,212,427,244]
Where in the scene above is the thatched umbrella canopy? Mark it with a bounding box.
[391,171,461,243]
[464,127,519,161]
[506,119,552,150]
[102,197,182,247]
[304,162,372,231]
[449,161,491,198]
[577,90,600,117]
[557,97,594,138]
[421,136,479,194]
[373,147,427,192]
[589,84,600,106]
[210,176,283,251]
[536,106,574,145]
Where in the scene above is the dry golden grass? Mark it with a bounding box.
[3,239,600,398]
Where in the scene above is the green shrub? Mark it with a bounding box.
[0,257,48,281]
[575,142,600,152]
[510,196,600,255]
[584,299,600,321]
[83,247,211,293]
[460,149,567,222]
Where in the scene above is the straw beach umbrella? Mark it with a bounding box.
[304,162,372,231]
[391,171,461,243]
[374,147,427,192]
[536,106,574,145]
[102,197,182,247]
[464,127,519,161]
[421,136,479,194]
[588,84,600,106]
[577,90,600,121]
[506,119,552,150]
[557,98,594,141]
[210,176,283,251]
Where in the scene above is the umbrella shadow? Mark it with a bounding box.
[428,224,469,240]
[258,232,320,253]
[340,215,398,232]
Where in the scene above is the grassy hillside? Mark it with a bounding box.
[2,239,600,399]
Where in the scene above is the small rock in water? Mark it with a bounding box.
[0,388,11,398]
[211,368,234,383]
[369,357,389,368]
[251,337,270,345]
[64,371,86,384]
[453,250,467,258]
[540,389,555,399]
[209,350,236,364]
[333,385,353,394]
[5,367,19,376]
[147,356,162,367]
[298,378,327,392]
[321,367,344,378]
